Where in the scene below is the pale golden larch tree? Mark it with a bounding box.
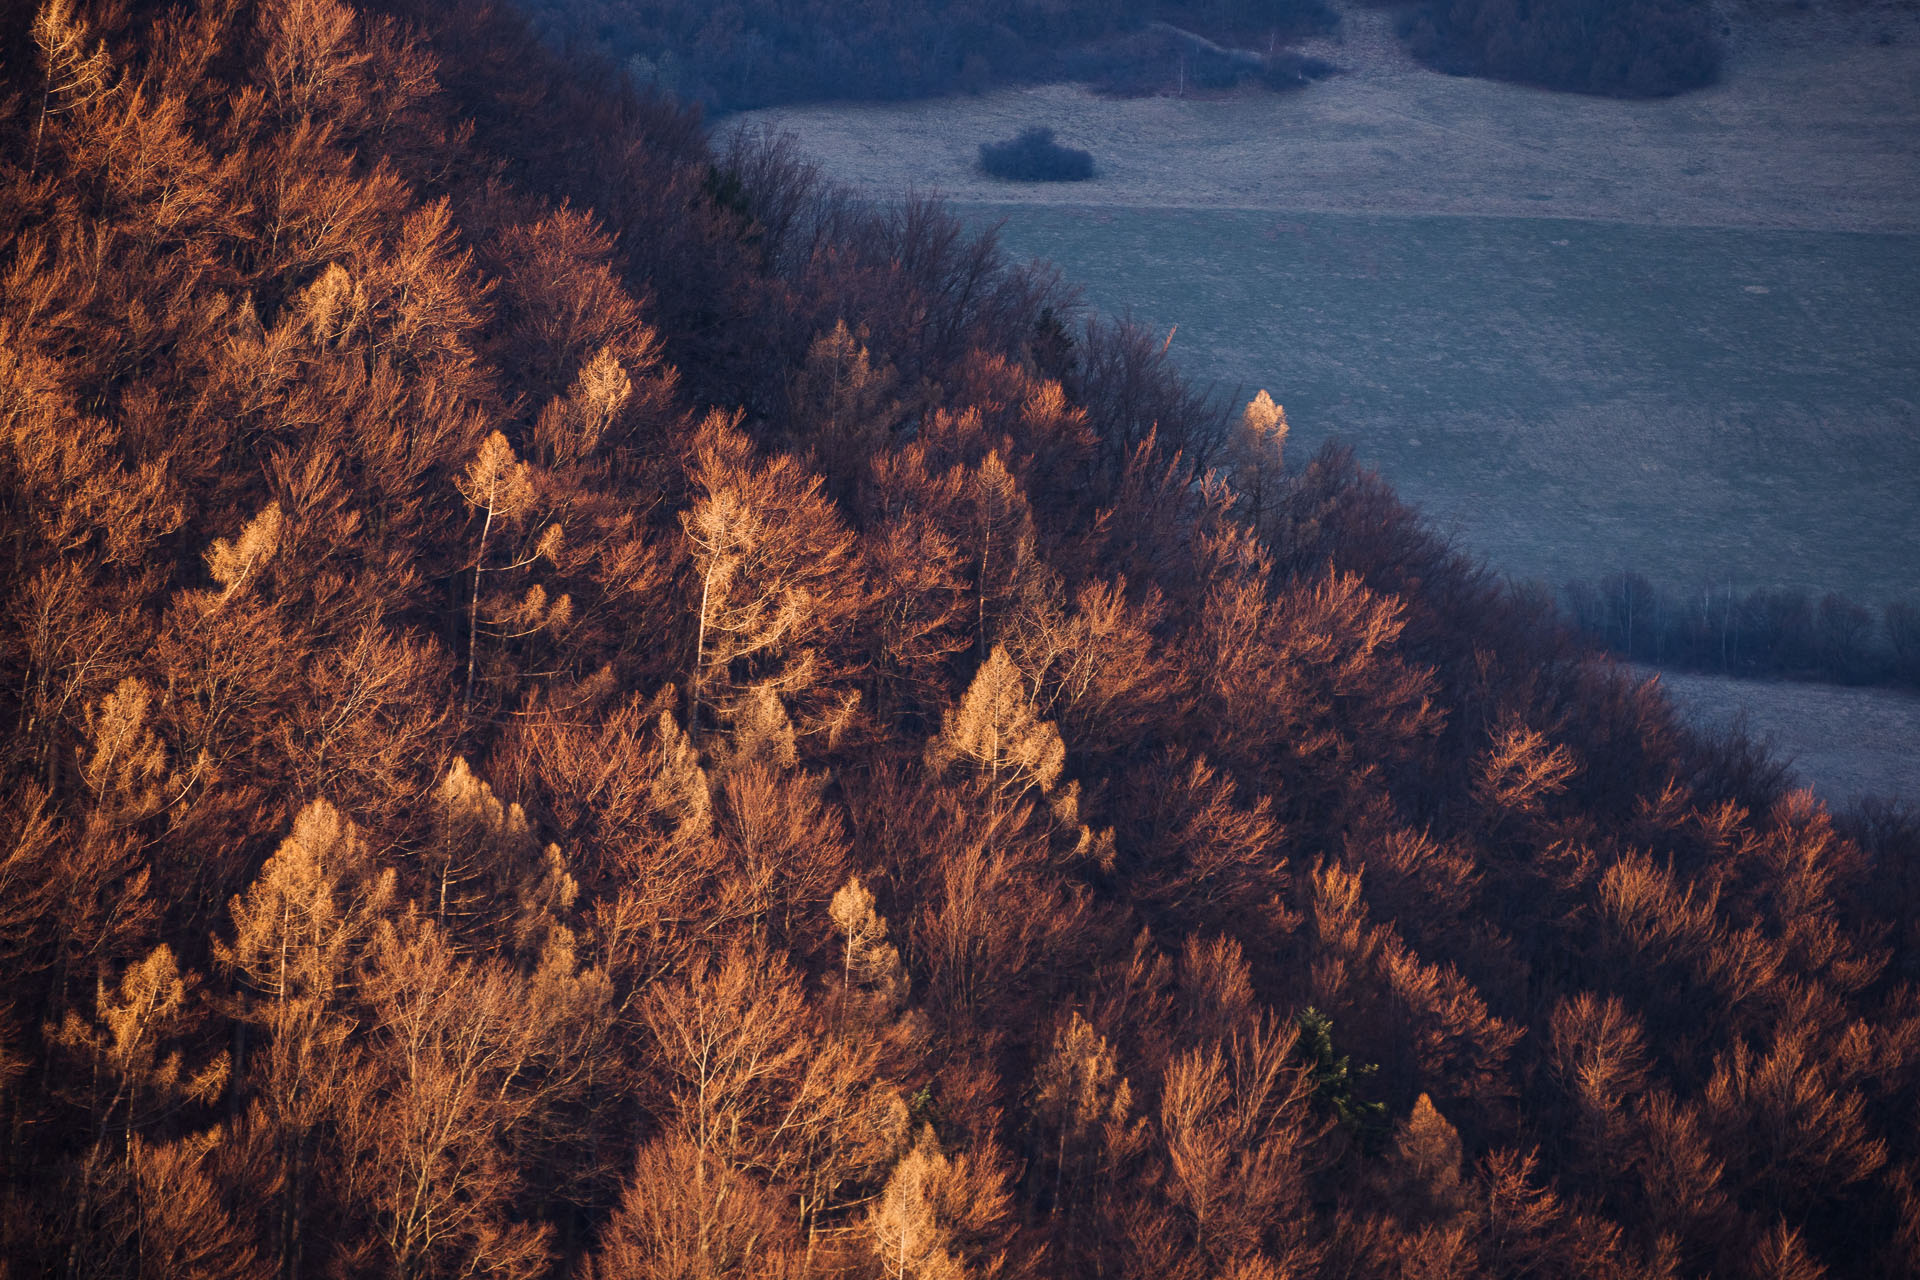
[48,944,230,1267]
[454,429,537,710]
[866,1126,1014,1280]
[533,345,633,469]
[216,799,394,1280]
[829,874,907,1025]
[925,645,1065,807]
[1030,1011,1142,1230]
[29,0,112,178]
[680,410,860,750]
[1223,390,1288,530]
[966,450,1035,659]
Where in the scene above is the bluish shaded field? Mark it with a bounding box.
[972,205,1920,605]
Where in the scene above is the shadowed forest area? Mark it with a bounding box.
[1,0,1918,1277]
[516,0,1340,111]
[1403,0,1723,97]
[521,0,1721,111]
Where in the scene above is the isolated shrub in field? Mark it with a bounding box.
[979,127,1095,182]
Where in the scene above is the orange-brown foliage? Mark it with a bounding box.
[0,1,1911,1275]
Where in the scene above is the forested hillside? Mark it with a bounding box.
[1,0,1916,1277]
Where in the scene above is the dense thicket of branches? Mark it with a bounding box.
[1402,0,1722,97]
[517,0,1335,111]
[1,1,1915,1277]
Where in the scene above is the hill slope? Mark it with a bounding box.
[0,0,1916,1276]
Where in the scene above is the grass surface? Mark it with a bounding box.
[972,203,1920,603]
[1645,667,1920,808]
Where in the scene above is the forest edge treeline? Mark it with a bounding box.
[518,0,1719,113]
[1565,574,1920,689]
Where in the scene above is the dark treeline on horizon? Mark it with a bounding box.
[520,0,1335,111]
[0,0,1916,1277]
[1565,574,1920,689]
[522,0,1720,112]
[1404,0,1723,97]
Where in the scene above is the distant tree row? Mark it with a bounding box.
[517,0,1334,111]
[1402,0,1723,97]
[517,0,1724,111]
[1566,573,1920,686]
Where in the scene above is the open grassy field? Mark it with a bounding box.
[1643,667,1920,809]
[970,204,1920,604]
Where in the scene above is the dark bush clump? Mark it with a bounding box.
[979,127,1096,182]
